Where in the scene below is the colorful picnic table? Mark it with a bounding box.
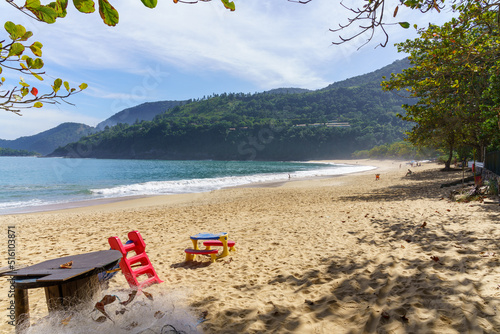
[185,232,234,262]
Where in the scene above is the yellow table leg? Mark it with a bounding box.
[190,239,200,261]
[216,235,230,259]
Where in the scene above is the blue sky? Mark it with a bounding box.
[1,0,455,140]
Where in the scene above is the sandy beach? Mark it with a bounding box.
[1,159,499,333]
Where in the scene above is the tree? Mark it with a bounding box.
[382,1,500,168]
[5,0,235,26]
[1,21,87,114]
[290,0,493,47]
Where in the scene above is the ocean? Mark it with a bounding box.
[0,157,375,214]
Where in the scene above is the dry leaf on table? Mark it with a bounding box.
[59,261,73,269]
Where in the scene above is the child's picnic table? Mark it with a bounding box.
[189,232,228,248]
[185,232,234,262]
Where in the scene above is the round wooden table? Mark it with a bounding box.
[1,249,122,333]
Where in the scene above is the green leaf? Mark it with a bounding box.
[53,78,62,93]
[30,42,43,57]
[4,22,26,40]
[27,58,44,70]
[56,0,69,17]
[64,81,70,91]
[21,87,29,97]
[98,0,119,26]
[59,0,69,10]
[220,0,235,11]
[8,43,25,57]
[32,72,44,81]
[25,0,41,10]
[47,1,67,18]
[34,58,44,69]
[4,22,16,37]
[13,24,26,39]
[34,102,43,108]
[20,31,34,42]
[399,22,410,29]
[30,7,58,23]
[26,0,58,23]
[79,83,88,90]
[25,57,33,68]
[140,0,157,8]
[73,0,95,14]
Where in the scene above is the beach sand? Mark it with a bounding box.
[1,159,499,333]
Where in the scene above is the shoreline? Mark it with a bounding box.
[0,159,383,216]
[0,195,152,216]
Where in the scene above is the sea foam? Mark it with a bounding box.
[90,164,376,198]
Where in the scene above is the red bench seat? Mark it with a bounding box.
[203,240,236,249]
[184,248,219,263]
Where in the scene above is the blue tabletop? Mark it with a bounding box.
[190,232,227,240]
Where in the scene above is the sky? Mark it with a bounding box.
[1,0,456,140]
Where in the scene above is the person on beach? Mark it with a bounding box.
[406,169,413,176]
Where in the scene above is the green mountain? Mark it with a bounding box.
[0,122,94,155]
[49,58,412,160]
[0,147,40,156]
[96,91,312,132]
[324,58,411,90]
[95,100,187,131]
[263,88,312,95]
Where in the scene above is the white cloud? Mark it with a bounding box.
[18,0,361,88]
[7,0,455,92]
[1,0,458,140]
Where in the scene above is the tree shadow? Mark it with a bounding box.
[242,214,499,333]
[340,169,482,203]
[193,169,500,333]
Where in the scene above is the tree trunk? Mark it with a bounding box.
[444,144,453,171]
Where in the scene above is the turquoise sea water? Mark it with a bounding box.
[0,157,375,214]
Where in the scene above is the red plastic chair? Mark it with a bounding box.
[108,230,163,291]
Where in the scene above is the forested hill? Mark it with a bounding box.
[325,58,410,90]
[49,59,412,161]
[95,100,187,131]
[0,123,93,155]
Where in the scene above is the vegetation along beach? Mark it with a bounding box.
[2,0,500,333]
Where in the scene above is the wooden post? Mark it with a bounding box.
[14,288,29,334]
[45,275,100,312]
